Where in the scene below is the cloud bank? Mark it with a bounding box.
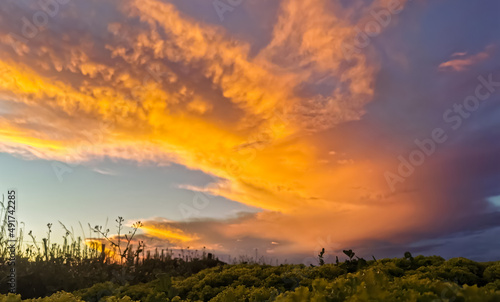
[1,0,500,261]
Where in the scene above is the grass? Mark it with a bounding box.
[0,195,224,298]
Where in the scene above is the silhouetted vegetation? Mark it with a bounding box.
[0,200,224,298]
[0,195,499,301]
[1,251,500,301]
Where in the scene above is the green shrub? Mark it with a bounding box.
[484,263,500,283]
[74,282,119,302]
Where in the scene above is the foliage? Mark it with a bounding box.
[0,252,499,301]
[0,214,224,299]
[2,252,500,301]
[0,207,499,301]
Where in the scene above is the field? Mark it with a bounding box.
[1,254,500,301]
[1,210,499,301]
[1,230,500,301]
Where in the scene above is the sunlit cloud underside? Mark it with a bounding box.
[1,0,500,260]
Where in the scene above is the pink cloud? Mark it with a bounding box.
[438,45,495,72]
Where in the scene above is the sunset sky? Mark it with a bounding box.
[1,0,500,263]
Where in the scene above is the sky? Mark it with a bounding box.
[0,0,499,264]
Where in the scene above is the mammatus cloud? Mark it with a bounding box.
[1,0,499,260]
[0,0,393,209]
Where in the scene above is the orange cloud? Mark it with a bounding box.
[140,224,198,244]
[0,0,420,256]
